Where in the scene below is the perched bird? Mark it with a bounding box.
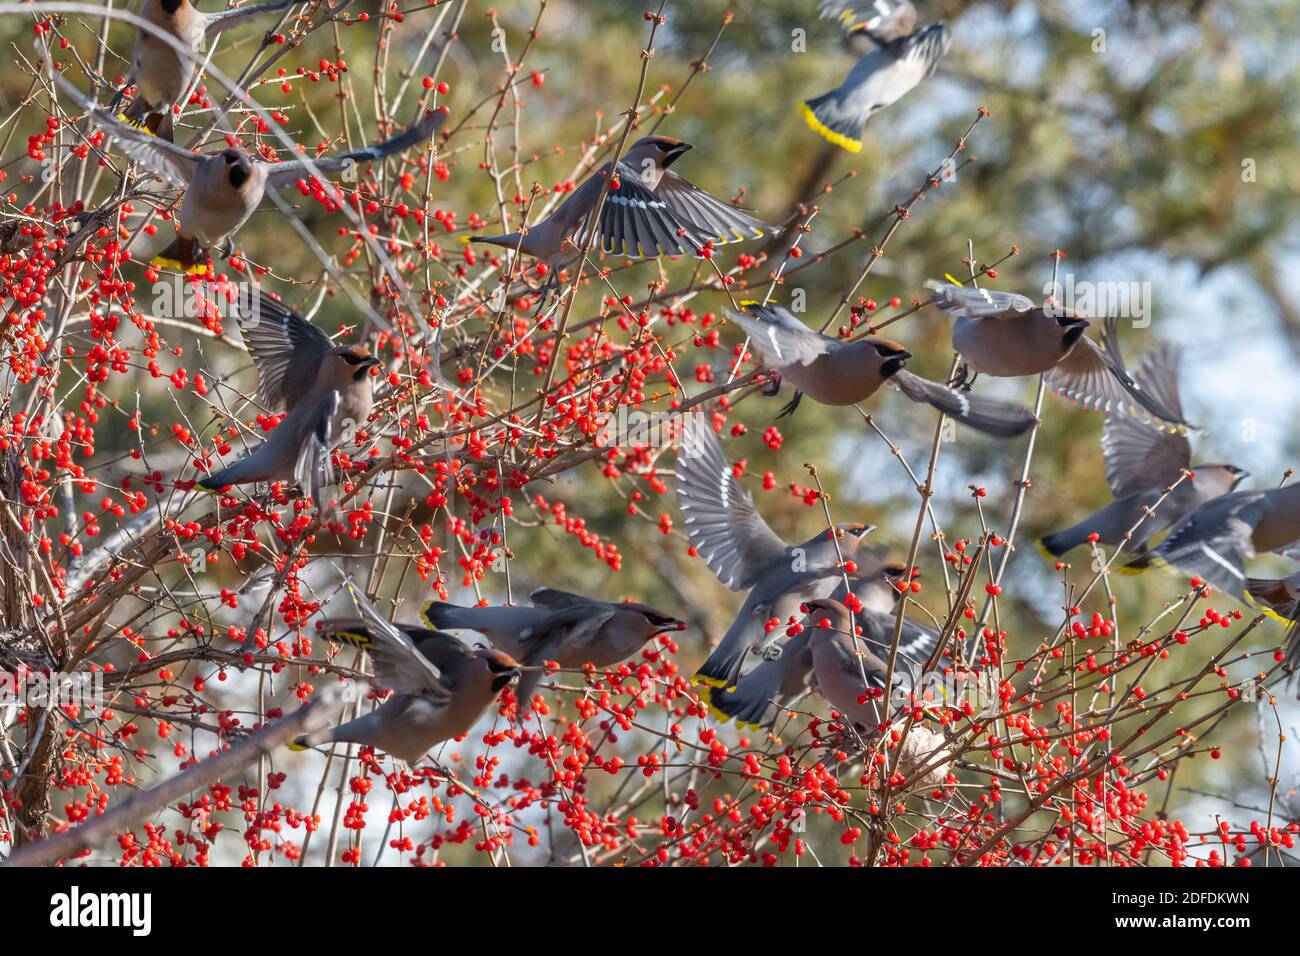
[470,136,773,281]
[113,0,304,142]
[1124,482,1300,601]
[292,583,520,765]
[928,282,1190,429]
[708,559,940,730]
[420,588,684,703]
[80,101,444,272]
[819,0,918,48]
[806,598,953,786]
[197,289,379,507]
[800,16,949,154]
[1039,343,1247,557]
[676,412,875,691]
[728,302,1037,435]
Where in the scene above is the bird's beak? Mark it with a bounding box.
[361,356,381,370]
[663,142,694,166]
[864,524,878,535]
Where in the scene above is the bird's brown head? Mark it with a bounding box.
[834,522,876,555]
[871,340,911,378]
[324,345,381,386]
[626,135,694,170]
[881,562,915,589]
[624,602,686,638]
[801,598,851,632]
[474,647,522,695]
[216,148,255,190]
[1194,463,1249,496]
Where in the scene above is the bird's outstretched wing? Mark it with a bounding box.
[264,109,446,188]
[205,0,302,39]
[819,0,918,44]
[726,304,829,368]
[652,171,773,246]
[324,578,453,699]
[1046,318,1192,429]
[1100,343,1191,498]
[677,413,789,591]
[232,289,333,410]
[57,76,197,186]
[294,390,339,505]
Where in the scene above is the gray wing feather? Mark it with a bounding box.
[727,304,829,368]
[205,0,301,38]
[329,579,452,699]
[926,281,1034,319]
[676,414,789,591]
[233,289,333,410]
[264,110,446,189]
[1100,343,1191,498]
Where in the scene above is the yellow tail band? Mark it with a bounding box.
[797,101,862,154]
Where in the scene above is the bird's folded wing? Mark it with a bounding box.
[926,281,1035,319]
[263,109,445,189]
[677,413,789,591]
[530,587,602,610]
[595,174,702,258]
[1045,325,1190,428]
[1101,343,1191,498]
[233,289,333,410]
[819,0,918,42]
[328,579,453,699]
[205,0,300,38]
[857,608,940,670]
[726,304,829,368]
[823,635,890,691]
[515,605,616,666]
[652,170,773,245]
[890,370,1037,437]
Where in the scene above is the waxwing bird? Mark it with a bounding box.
[729,302,1037,436]
[292,583,520,764]
[1245,571,1300,675]
[420,588,684,703]
[927,281,1191,429]
[1124,482,1300,602]
[800,19,949,153]
[1040,343,1247,557]
[113,0,305,142]
[79,99,444,272]
[470,136,774,280]
[820,0,918,49]
[676,412,875,692]
[804,598,954,786]
[197,289,379,508]
[709,559,939,730]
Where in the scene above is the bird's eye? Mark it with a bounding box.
[340,354,364,366]
[848,526,864,537]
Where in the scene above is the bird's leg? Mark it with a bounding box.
[775,390,804,419]
[761,372,782,398]
[217,236,235,261]
[951,362,976,391]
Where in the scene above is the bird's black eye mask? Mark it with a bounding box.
[160,0,183,13]
[340,353,378,379]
